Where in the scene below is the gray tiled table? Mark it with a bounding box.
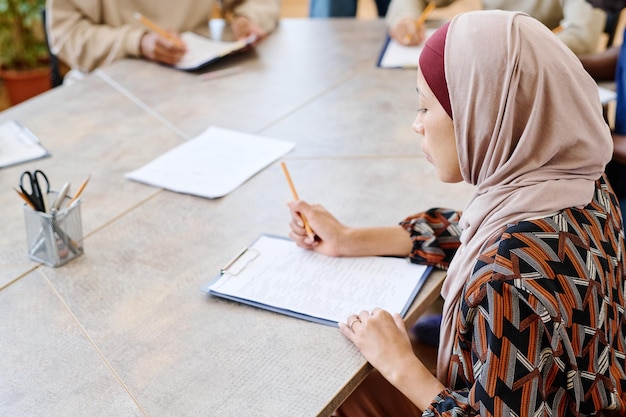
[0,19,475,417]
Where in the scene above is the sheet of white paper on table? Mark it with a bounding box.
[378,29,437,68]
[0,120,49,168]
[125,126,295,198]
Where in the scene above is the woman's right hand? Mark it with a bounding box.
[288,201,413,259]
[390,18,426,46]
[140,31,187,65]
[287,200,350,257]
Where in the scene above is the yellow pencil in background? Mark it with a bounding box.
[133,12,185,48]
[416,1,436,28]
[67,175,90,208]
[403,1,436,44]
[14,187,37,210]
[280,162,315,240]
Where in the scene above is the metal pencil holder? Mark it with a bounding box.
[23,191,84,267]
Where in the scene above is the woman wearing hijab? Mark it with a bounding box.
[288,10,626,416]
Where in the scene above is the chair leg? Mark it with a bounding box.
[41,7,63,88]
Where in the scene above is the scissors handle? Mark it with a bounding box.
[33,170,50,192]
[19,170,51,212]
[34,170,50,213]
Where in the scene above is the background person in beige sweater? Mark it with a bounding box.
[386,0,606,56]
[46,0,280,74]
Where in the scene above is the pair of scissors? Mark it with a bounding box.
[19,170,50,212]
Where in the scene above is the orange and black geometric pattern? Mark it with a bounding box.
[400,207,462,269]
[406,176,626,417]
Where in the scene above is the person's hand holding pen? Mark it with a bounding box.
[140,32,187,65]
[281,162,412,258]
[135,13,187,65]
[391,18,427,46]
[390,1,436,46]
[288,198,415,259]
[287,200,349,257]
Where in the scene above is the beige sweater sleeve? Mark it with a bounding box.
[385,0,455,29]
[557,0,606,55]
[46,0,145,72]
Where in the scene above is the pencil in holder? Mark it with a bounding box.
[23,191,84,267]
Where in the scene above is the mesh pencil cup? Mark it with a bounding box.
[22,191,84,267]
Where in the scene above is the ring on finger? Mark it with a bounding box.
[348,318,362,331]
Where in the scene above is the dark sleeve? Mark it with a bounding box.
[399,208,462,268]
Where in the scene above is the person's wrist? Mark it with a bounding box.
[138,32,148,58]
[336,226,356,257]
[385,354,444,411]
[133,29,150,58]
[379,348,416,385]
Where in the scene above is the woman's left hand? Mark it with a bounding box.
[339,308,416,380]
[231,16,266,43]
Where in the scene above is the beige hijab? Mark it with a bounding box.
[436,11,613,383]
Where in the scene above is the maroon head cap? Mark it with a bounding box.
[419,21,452,119]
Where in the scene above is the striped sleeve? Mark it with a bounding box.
[399,208,462,268]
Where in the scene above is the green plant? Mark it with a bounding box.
[0,0,48,71]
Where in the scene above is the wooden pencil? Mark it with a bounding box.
[280,162,315,240]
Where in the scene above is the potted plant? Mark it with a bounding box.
[0,0,51,105]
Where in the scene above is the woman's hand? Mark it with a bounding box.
[230,16,267,43]
[140,31,187,65]
[287,200,414,258]
[390,18,426,46]
[287,200,350,257]
[339,308,446,411]
[339,309,416,379]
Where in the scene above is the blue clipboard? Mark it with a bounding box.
[204,234,434,327]
[376,35,393,68]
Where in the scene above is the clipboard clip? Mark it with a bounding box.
[221,247,259,275]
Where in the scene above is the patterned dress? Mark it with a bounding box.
[400,176,626,417]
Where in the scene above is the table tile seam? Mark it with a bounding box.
[0,265,39,291]
[40,268,151,417]
[95,69,190,141]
